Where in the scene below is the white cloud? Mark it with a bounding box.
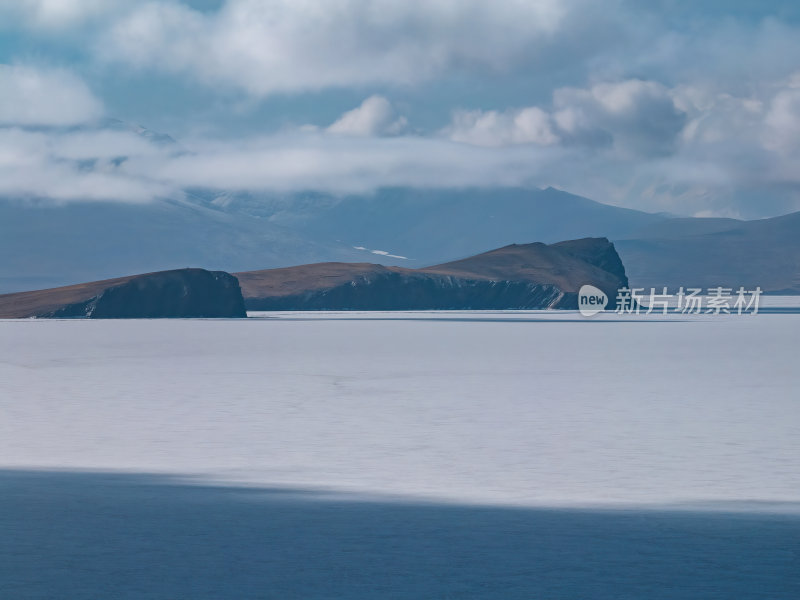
[0,0,123,28]
[0,124,564,202]
[446,106,559,147]
[763,85,800,154]
[445,79,684,155]
[664,74,800,183]
[0,1,798,219]
[136,132,558,194]
[1,71,799,218]
[552,80,685,156]
[49,129,161,160]
[0,127,169,202]
[327,96,407,136]
[436,74,800,216]
[0,65,104,126]
[98,0,574,95]
[2,109,799,219]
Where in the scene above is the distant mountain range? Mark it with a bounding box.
[2,121,799,295]
[4,186,799,295]
[196,186,666,265]
[615,212,800,293]
[212,186,800,294]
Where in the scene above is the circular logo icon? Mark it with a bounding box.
[578,284,608,317]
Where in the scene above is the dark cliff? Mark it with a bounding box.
[0,269,247,319]
[244,269,566,311]
[236,237,628,311]
[549,238,629,288]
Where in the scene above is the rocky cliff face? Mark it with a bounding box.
[246,271,566,311]
[550,238,629,288]
[44,269,246,319]
[237,237,629,311]
[0,269,246,319]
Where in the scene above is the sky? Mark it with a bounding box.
[1,0,800,218]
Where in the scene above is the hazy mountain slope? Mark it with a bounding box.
[0,179,666,294]
[616,211,800,293]
[0,198,364,294]
[625,217,744,239]
[214,187,666,265]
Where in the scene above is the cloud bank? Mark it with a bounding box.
[0,125,562,202]
[1,1,800,217]
[0,0,124,29]
[96,0,572,95]
[327,96,407,137]
[1,72,799,219]
[0,65,104,126]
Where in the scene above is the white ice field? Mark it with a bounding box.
[2,307,798,511]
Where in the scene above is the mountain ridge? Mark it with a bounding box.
[0,237,629,316]
[235,237,628,311]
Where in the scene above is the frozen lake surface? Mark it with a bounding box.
[2,311,799,598]
[1,310,799,507]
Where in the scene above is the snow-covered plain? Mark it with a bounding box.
[1,309,798,509]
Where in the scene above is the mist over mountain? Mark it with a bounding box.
[0,197,364,293]
[2,120,669,296]
[2,120,800,295]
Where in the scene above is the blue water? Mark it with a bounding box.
[1,470,798,599]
